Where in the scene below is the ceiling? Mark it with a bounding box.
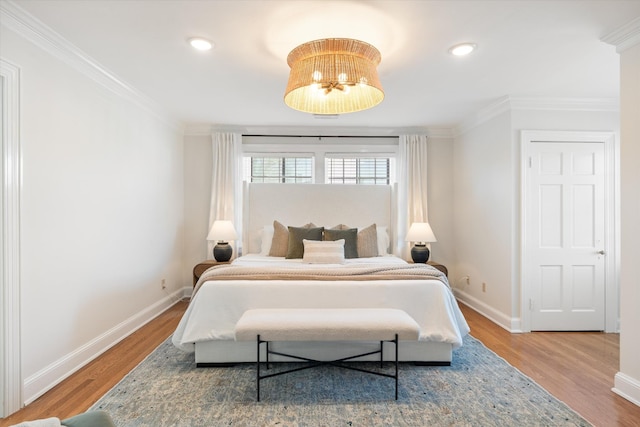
[8,0,640,131]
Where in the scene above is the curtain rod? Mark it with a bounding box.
[242,134,399,139]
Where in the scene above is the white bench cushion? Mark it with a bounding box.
[234,308,420,342]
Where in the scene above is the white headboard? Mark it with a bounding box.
[242,183,397,254]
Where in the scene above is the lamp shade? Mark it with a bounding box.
[405,222,437,244]
[207,220,237,242]
[284,38,384,115]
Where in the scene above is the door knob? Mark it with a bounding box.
[597,250,606,255]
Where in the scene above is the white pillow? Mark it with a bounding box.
[302,239,345,264]
[377,226,390,255]
[259,225,275,255]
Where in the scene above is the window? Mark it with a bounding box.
[325,157,390,185]
[243,156,313,183]
[242,135,398,184]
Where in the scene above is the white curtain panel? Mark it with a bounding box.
[208,132,243,258]
[397,135,429,258]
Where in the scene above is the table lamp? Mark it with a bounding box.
[405,222,437,263]
[207,220,238,262]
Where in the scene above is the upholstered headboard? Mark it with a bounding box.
[242,183,397,254]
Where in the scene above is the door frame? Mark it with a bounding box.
[1,58,22,417]
[520,130,618,333]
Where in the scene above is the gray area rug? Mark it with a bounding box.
[92,335,590,426]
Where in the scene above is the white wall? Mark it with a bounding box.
[1,26,184,404]
[451,111,515,325]
[452,105,619,330]
[615,40,640,406]
[183,134,213,286]
[425,136,454,270]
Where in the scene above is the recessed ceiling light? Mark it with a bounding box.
[448,43,477,56]
[188,37,214,51]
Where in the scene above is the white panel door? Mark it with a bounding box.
[528,142,606,331]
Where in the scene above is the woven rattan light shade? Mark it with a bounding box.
[284,38,384,115]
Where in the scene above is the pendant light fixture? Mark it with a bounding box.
[284,38,384,115]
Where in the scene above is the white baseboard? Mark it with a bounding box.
[613,372,640,407]
[453,289,522,333]
[181,285,193,300]
[23,288,185,405]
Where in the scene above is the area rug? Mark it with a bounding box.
[91,335,590,426]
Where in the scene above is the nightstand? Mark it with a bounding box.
[193,260,230,286]
[408,259,447,277]
[427,261,448,278]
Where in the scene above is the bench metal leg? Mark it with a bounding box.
[395,333,398,400]
[256,334,261,402]
[255,333,401,401]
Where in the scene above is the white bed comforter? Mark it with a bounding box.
[172,255,470,352]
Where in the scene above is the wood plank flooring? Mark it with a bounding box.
[460,303,640,427]
[2,300,640,426]
[0,301,189,427]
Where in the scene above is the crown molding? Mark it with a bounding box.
[455,96,619,136]
[455,96,512,136]
[509,97,619,112]
[0,0,182,131]
[602,16,640,53]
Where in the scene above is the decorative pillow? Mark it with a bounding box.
[357,223,379,257]
[377,225,390,255]
[303,239,345,264]
[324,228,358,258]
[268,220,289,257]
[331,224,351,230]
[268,221,317,257]
[260,225,275,255]
[286,226,324,259]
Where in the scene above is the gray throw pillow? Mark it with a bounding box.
[286,226,324,259]
[324,228,358,258]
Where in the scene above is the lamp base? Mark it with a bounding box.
[213,242,233,262]
[411,244,430,263]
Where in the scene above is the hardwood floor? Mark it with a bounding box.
[2,300,639,426]
[0,301,189,427]
[460,303,640,427]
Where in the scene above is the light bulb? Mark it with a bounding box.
[188,38,213,51]
[449,43,476,56]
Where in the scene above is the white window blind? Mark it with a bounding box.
[243,156,313,183]
[325,157,390,185]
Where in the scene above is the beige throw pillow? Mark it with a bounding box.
[331,224,351,230]
[268,220,289,257]
[357,223,379,258]
[268,221,318,257]
[302,239,345,264]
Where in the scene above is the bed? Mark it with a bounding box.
[172,183,469,365]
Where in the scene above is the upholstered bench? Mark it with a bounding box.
[235,308,420,401]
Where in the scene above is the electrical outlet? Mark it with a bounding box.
[482,282,486,292]
[161,279,166,290]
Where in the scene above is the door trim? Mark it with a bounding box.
[1,58,22,417]
[520,130,618,333]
